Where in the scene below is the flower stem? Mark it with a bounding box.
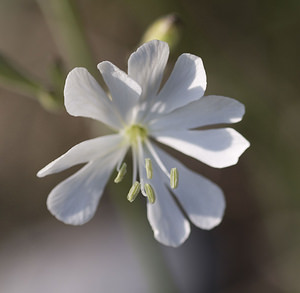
[0,53,63,110]
[35,0,97,76]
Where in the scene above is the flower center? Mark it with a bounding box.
[115,124,178,205]
[124,124,148,146]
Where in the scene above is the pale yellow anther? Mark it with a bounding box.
[114,162,127,183]
[144,183,156,204]
[127,181,141,202]
[170,167,178,189]
[145,158,153,179]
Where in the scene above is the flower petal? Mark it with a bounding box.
[146,183,190,247]
[146,53,206,119]
[128,40,169,101]
[37,134,123,177]
[64,68,121,129]
[144,147,190,247]
[149,95,245,131]
[153,128,250,168]
[153,145,225,229]
[98,61,141,124]
[46,148,123,225]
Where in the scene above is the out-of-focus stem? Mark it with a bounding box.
[36,0,97,76]
[0,53,63,110]
[109,176,180,293]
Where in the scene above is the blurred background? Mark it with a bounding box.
[0,0,299,292]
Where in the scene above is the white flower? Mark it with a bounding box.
[38,40,249,247]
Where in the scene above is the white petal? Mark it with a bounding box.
[98,62,141,124]
[37,134,123,177]
[147,53,206,118]
[64,68,121,129]
[153,128,250,168]
[128,40,169,101]
[47,149,123,225]
[153,145,225,229]
[144,147,190,247]
[149,95,245,131]
[146,184,190,247]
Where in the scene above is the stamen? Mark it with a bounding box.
[114,162,127,183]
[170,167,178,189]
[137,136,147,193]
[145,158,153,179]
[144,183,156,204]
[127,181,141,202]
[132,147,138,185]
[145,139,170,179]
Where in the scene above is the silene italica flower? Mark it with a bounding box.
[38,40,249,247]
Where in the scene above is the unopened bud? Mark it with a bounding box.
[140,13,182,50]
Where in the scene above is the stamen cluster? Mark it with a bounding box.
[116,124,178,204]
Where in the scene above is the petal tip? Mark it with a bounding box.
[97,61,113,73]
[152,220,191,247]
[193,215,224,230]
[36,169,44,178]
[37,163,53,177]
[46,195,91,226]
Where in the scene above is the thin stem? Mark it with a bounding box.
[36,0,97,76]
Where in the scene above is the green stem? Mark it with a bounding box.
[35,0,97,76]
[0,53,63,110]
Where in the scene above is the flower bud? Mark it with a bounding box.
[140,13,182,50]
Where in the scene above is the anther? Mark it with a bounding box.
[127,181,141,202]
[144,183,156,204]
[145,158,153,179]
[114,162,127,183]
[170,167,178,189]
